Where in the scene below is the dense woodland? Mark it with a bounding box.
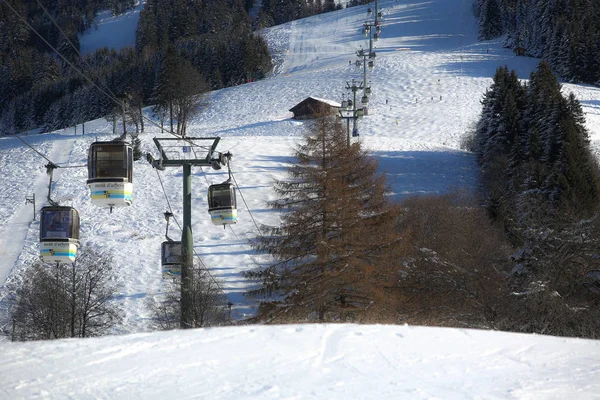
[471,61,600,336]
[256,0,343,28]
[475,61,599,229]
[476,0,600,84]
[0,0,272,135]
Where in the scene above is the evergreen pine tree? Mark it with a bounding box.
[553,93,600,215]
[131,131,142,161]
[478,0,503,40]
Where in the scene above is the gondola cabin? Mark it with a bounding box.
[87,141,133,209]
[208,182,237,226]
[40,206,80,264]
[161,241,182,279]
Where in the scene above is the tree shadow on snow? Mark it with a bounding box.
[374,149,479,201]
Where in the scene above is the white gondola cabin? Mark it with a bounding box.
[87,141,133,209]
[40,206,80,264]
[208,182,237,226]
[161,241,182,279]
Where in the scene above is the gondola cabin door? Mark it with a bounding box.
[40,206,80,263]
[87,141,133,209]
[208,183,237,226]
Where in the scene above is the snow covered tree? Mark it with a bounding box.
[475,61,600,238]
[549,93,600,215]
[475,66,526,225]
[488,0,600,84]
[476,66,525,165]
[131,131,142,161]
[248,116,401,322]
[478,0,503,40]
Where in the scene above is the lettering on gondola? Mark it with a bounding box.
[93,182,125,188]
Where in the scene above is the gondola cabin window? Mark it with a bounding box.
[39,206,80,263]
[88,143,133,182]
[162,241,182,265]
[41,209,79,240]
[208,185,236,209]
[161,241,182,279]
[208,183,238,226]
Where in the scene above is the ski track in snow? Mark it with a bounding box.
[0,132,78,324]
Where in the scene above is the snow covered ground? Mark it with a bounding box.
[0,0,599,397]
[2,324,600,399]
[79,0,145,55]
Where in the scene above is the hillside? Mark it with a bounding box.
[0,0,599,395]
[1,0,599,331]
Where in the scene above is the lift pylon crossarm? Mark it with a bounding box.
[153,137,221,167]
[45,162,59,174]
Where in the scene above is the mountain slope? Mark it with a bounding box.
[0,0,598,334]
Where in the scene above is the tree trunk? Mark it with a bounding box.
[139,105,144,132]
[169,101,173,134]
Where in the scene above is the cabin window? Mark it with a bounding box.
[89,144,130,181]
[41,209,79,240]
[162,242,182,264]
[210,187,236,208]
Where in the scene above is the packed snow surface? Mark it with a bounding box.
[2,324,600,399]
[1,0,599,397]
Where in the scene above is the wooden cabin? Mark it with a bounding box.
[289,97,341,120]
[514,46,527,57]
